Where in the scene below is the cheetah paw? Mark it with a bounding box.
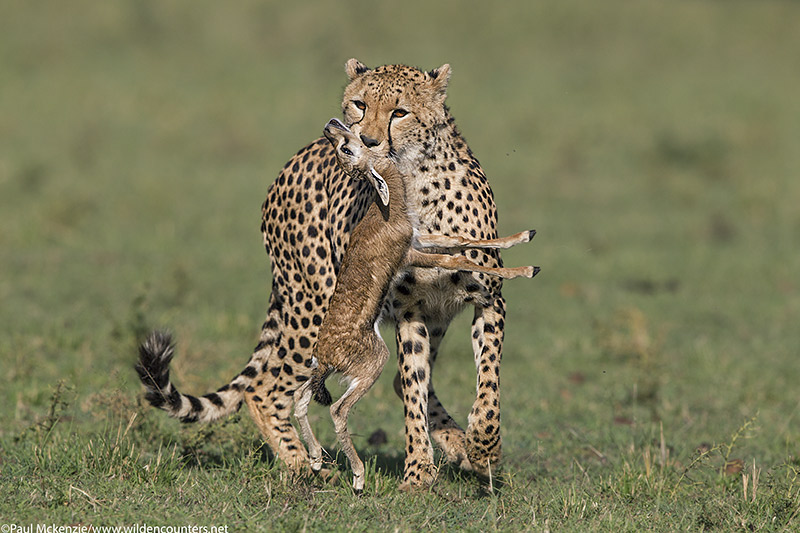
[399,464,437,492]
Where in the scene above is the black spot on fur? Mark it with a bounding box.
[240,366,258,378]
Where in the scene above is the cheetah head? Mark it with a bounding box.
[341,59,451,173]
[324,118,390,206]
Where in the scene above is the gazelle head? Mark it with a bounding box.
[324,118,390,207]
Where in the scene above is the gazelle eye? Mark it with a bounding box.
[392,109,408,118]
[340,146,353,156]
[353,100,366,111]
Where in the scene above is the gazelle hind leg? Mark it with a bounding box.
[406,249,540,280]
[331,344,389,493]
[414,229,535,250]
[294,380,324,472]
[330,383,365,493]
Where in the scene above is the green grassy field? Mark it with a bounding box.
[2,1,799,530]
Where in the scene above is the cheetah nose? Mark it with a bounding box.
[360,134,380,148]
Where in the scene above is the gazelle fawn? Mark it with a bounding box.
[294,118,539,493]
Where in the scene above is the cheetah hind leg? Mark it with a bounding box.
[428,394,474,471]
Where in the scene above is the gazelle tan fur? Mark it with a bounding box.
[294,118,538,493]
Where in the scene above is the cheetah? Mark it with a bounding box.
[293,118,537,492]
[136,59,529,488]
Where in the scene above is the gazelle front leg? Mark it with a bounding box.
[414,229,535,250]
[406,249,539,280]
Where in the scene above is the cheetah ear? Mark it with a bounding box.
[368,167,390,207]
[427,63,451,99]
[345,58,370,80]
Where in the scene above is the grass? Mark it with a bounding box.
[2,0,800,530]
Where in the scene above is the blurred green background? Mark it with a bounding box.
[1,0,799,529]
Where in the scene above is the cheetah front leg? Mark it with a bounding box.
[394,315,437,490]
[392,320,472,472]
[466,296,506,478]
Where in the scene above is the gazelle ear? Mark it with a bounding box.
[368,168,390,206]
[345,58,370,80]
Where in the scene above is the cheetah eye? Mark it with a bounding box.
[352,100,366,111]
[392,109,408,119]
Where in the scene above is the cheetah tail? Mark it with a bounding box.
[135,330,255,423]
